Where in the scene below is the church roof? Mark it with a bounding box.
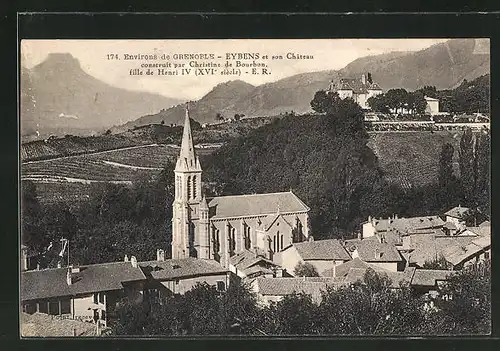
[208,191,310,219]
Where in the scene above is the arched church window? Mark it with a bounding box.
[231,227,236,253]
[280,233,284,252]
[192,175,197,199]
[244,226,251,250]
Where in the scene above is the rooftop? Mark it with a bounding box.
[444,206,470,219]
[255,277,344,301]
[333,257,388,278]
[293,239,352,261]
[370,216,445,235]
[347,239,403,262]
[208,191,310,219]
[21,261,146,302]
[139,258,228,281]
[411,269,453,287]
[229,250,277,271]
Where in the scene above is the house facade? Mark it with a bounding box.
[171,105,311,268]
[20,260,147,327]
[274,239,351,277]
[327,73,383,109]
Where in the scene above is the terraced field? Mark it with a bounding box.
[368,131,461,189]
[22,144,217,183]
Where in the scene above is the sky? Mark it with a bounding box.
[21,39,451,100]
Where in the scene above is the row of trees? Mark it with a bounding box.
[110,265,490,336]
[367,88,428,115]
[438,128,490,218]
[366,74,490,116]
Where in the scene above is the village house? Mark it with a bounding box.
[229,249,283,279]
[424,96,440,115]
[139,250,231,301]
[362,214,445,239]
[405,224,491,269]
[327,73,383,109]
[444,205,470,232]
[20,258,147,328]
[273,239,351,277]
[250,276,344,305]
[344,237,404,272]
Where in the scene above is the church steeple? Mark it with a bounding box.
[176,103,201,172]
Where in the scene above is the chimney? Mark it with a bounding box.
[66,268,72,286]
[157,249,165,262]
[57,262,62,268]
[276,268,283,278]
[357,232,362,240]
[36,263,40,270]
[308,235,314,242]
[71,265,80,274]
[395,214,398,219]
[361,74,366,85]
[130,256,138,268]
[124,255,129,262]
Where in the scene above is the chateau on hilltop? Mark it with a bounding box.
[328,73,383,109]
[171,105,311,268]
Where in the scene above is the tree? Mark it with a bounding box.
[215,113,224,121]
[434,263,491,334]
[438,143,455,188]
[234,114,241,121]
[367,94,390,114]
[294,262,319,277]
[459,128,475,205]
[423,254,450,270]
[21,180,44,252]
[262,293,319,335]
[473,130,490,215]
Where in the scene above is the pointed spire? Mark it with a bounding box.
[200,195,208,209]
[176,103,200,171]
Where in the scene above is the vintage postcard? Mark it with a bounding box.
[20,38,491,337]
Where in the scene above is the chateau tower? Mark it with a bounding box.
[171,104,209,259]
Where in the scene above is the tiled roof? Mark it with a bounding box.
[368,82,382,91]
[255,277,344,300]
[371,216,445,235]
[21,262,146,301]
[348,239,403,262]
[21,312,97,337]
[333,257,388,278]
[293,239,352,261]
[229,250,277,270]
[466,225,491,237]
[208,191,310,219]
[244,265,275,277]
[408,235,480,267]
[424,96,439,101]
[444,206,470,219]
[344,268,411,288]
[479,220,490,227]
[411,269,452,287]
[139,258,228,281]
[442,239,490,266]
[261,213,293,231]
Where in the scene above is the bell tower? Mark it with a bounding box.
[171,103,203,259]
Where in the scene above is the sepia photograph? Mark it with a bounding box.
[19,37,491,337]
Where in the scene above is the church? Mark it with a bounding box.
[171,105,311,268]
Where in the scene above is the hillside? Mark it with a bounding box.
[21,53,182,139]
[117,80,256,131]
[123,39,489,128]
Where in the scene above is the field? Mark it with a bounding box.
[367,130,461,189]
[22,144,217,183]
